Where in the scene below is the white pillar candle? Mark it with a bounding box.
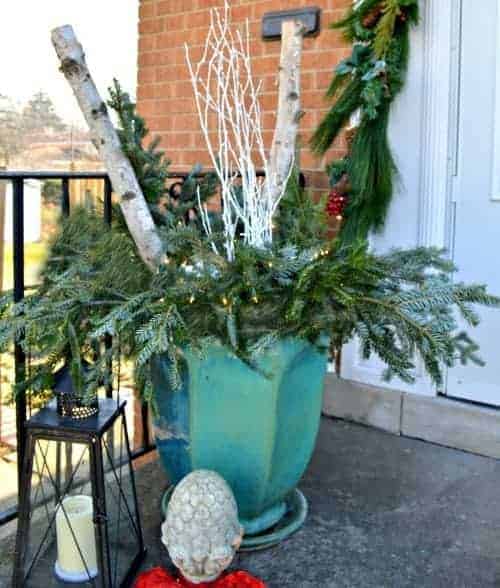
[55,495,98,583]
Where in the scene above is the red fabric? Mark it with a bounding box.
[135,568,178,588]
[135,568,266,588]
[216,571,266,588]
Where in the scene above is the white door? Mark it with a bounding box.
[446,0,500,405]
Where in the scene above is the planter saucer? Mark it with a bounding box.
[238,489,308,551]
[161,486,308,552]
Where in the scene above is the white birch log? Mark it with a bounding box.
[268,19,305,203]
[51,25,163,271]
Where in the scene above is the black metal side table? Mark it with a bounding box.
[13,398,146,587]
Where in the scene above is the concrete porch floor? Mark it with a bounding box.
[2,416,500,587]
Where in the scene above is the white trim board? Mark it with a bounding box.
[418,0,457,250]
[490,0,500,201]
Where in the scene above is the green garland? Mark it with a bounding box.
[311,0,420,243]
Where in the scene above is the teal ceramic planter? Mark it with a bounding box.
[152,338,328,545]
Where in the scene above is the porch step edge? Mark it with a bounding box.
[323,374,500,458]
[322,374,402,435]
[401,392,500,459]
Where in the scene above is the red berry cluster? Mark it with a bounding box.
[326,189,348,220]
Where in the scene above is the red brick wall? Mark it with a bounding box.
[137,0,351,195]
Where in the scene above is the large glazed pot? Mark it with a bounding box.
[152,338,328,548]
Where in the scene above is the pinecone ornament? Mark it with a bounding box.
[345,126,358,152]
[362,4,384,28]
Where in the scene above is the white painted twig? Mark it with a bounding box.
[196,187,220,256]
[185,1,304,261]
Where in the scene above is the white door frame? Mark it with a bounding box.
[341,0,459,397]
[418,0,458,251]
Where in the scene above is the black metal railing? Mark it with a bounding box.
[0,170,155,526]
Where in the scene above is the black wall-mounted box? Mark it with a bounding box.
[262,7,321,40]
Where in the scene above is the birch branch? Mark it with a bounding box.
[185,3,304,259]
[51,25,163,272]
[268,19,305,203]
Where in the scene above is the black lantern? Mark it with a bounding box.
[12,398,146,587]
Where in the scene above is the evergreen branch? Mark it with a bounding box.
[310,76,364,155]
[0,76,495,403]
[374,0,401,58]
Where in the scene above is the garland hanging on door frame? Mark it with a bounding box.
[311,0,420,243]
